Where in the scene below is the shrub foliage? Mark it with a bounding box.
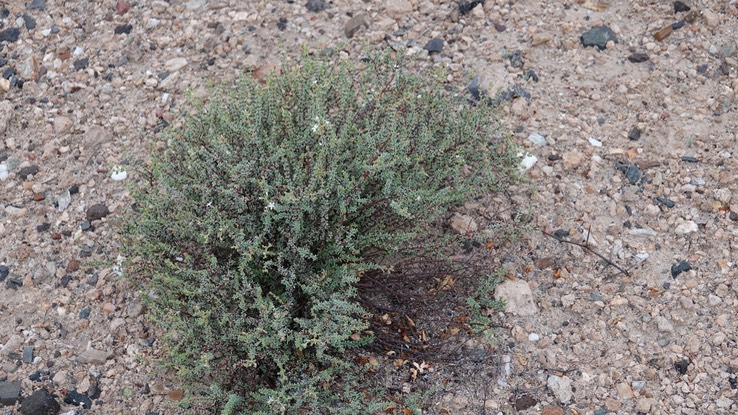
[122,52,518,413]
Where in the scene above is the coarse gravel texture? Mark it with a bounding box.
[1,0,738,414]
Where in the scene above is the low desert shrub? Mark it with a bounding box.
[122,51,519,413]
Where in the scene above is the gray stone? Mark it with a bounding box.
[581,26,618,50]
[78,348,113,364]
[495,279,538,316]
[305,0,327,12]
[27,0,46,10]
[0,101,12,135]
[344,14,368,38]
[423,38,444,53]
[23,346,33,363]
[0,381,21,406]
[19,389,60,415]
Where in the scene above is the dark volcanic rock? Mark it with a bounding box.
[627,53,649,63]
[671,261,692,278]
[0,27,21,43]
[305,0,327,12]
[64,390,92,409]
[581,26,618,50]
[423,38,444,53]
[19,389,60,415]
[674,1,690,12]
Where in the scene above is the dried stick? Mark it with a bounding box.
[541,230,631,277]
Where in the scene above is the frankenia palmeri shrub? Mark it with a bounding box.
[121,51,519,414]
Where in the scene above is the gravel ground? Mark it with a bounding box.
[1,0,737,414]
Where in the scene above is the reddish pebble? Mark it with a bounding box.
[102,303,116,314]
[52,233,62,240]
[541,407,565,415]
[67,259,80,272]
[116,0,131,15]
[33,192,45,201]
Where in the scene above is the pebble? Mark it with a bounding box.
[86,204,110,221]
[671,261,692,278]
[114,23,132,35]
[64,390,92,409]
[581,26,618,50]
[305,0,327,13]
[449,213,477,235]
[0,164,7,181]
[18,165,40,179]
[527,133,547,146]
[165,57,188,73]
[0,28,20,43]
[519,152,538,171]
[674,220,698,234]
[0,381,21,406]
[0,265,8,281]
[27,0,46,9]
[674,1,691,12]
[588,137,602,147]
[18,388,59,415]
[562,149,584,169]
[344,14,368,38]
[547,375,573,403]
[628,53,649,63]
[495,279,538,316]
[528,333,540,342]
[423,38,444,53]
[78,348,113,365]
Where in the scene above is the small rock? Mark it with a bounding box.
[674,1,690,12]
[0,265,9,281]
[671,20,685,30]
[656,197,675,208]
[628,53,649,63]
[519,152,538,171]
[22,14,36,30]
[86,204,110,221]
[547,375,573,403]
[18,165,40,179]
[19,388,59,415]
[628,126,641,140]
[513,394,537,410]
[276,17,287,31]
[77,349,113,365]
[527,133,547,146]
[116,0,131,15]
[114,23,132,35]
[385,0,413,18]
[703,9,719,28]
[495,279,538,316]
[54,116,73,134]
[450,213,477,235]
[729,211,738,221]
[588,137,602,147]
[305,0,327,12]
[494,23,506,32]
[509,49,523,68]
[23,346,34,363]
[623,165,641,184]
[674,359,690,375]
[581,26,618,50]
[344,14,368,38]
[0,381,22,406]
[615,382,634,399]
[0,28,21,43]
[423,38,444,53]
[671,261,692,278]
[654,24,673,41]
[674,221,698,234]
[541,407,565,415]
[528,333,540,342]
[681,155,699,162]
[73,58,88,71]
[27,0,46,9]
[111,169,128,181]
[655,316,674,332]
[458,0,483,15]
[64,390,92,409]
[57,190,72,212]
[562,149,584,169]
[165,57,187,73]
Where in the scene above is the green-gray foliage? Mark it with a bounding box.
[122,51,519,413]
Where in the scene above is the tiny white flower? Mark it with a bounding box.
[266,202,276,210]
[416,195,421,201]
[311,124,319,133]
